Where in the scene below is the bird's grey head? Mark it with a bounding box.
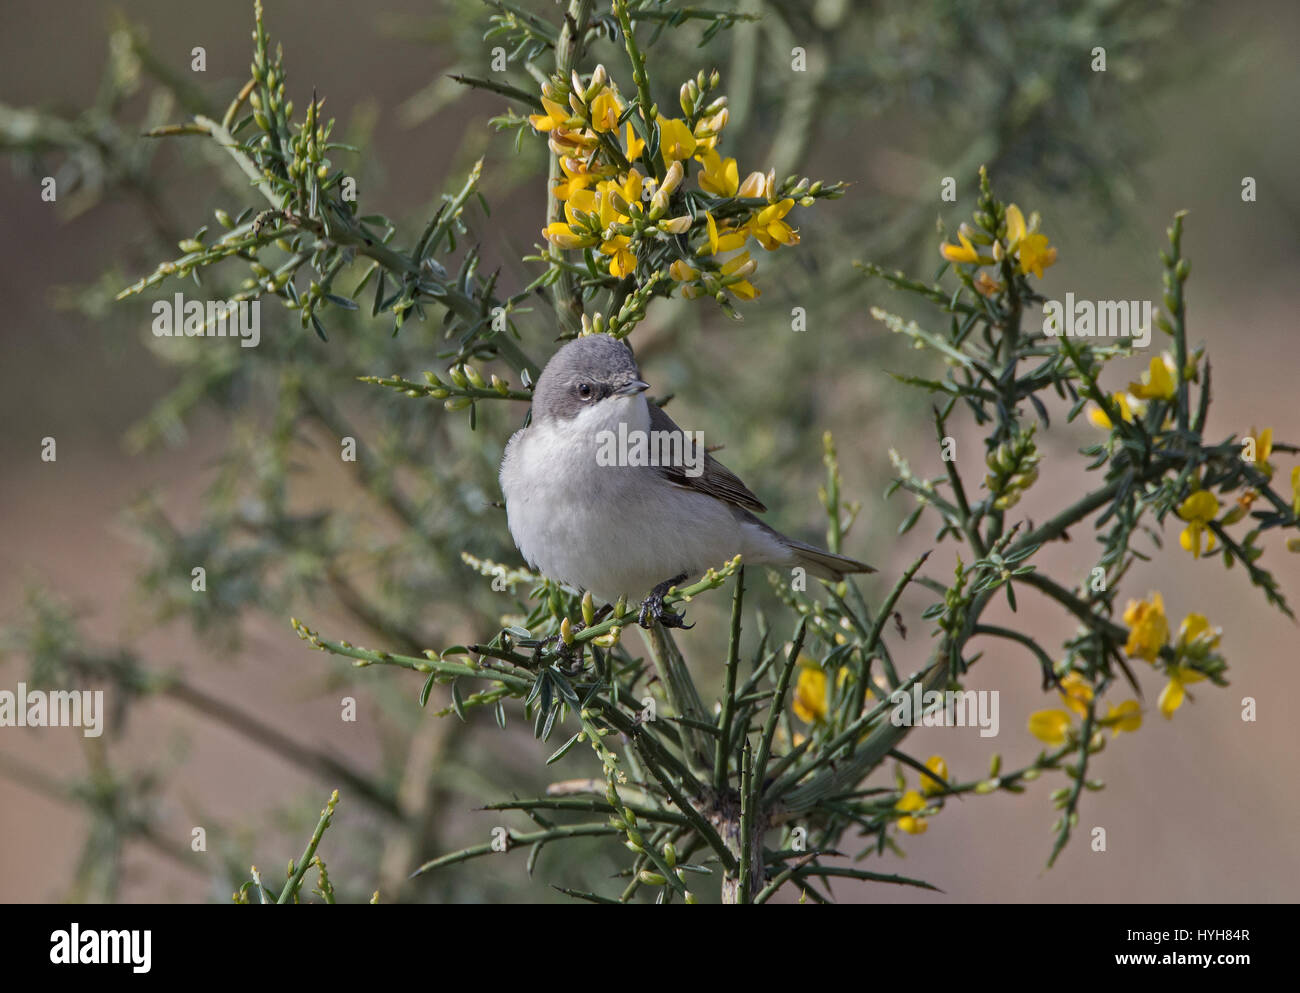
[530,333,649,423]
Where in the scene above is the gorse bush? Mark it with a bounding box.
[5,0,1286,904]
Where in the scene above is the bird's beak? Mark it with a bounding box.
[616,379,651,396]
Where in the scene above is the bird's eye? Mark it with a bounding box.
[577,382,593,400]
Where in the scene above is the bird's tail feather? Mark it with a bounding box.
[784,539,875,581]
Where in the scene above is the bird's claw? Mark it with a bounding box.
[637,591,693,630]
[528,632,579,669]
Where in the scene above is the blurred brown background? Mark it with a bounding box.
[1,0,1298,902]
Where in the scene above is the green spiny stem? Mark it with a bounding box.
[631,736,736,875]
[447,73,543,111]
[735,741,756,904]
[275,790,339,903]
[713,567,745,793]
[612,0,664,184]
[751,617,807,803]
[184,115,542,378]
[411,823,619,876]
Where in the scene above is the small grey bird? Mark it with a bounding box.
[499,334,873,627]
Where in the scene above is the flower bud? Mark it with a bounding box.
[659,160,684,197]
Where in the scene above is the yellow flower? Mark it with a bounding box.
[940,229,982,265]
[1088,392,1138,430]
[528,95,571,132]
[552,156,608,201]
[1101,699,1143,736]
[737,169,773,199]
[1244,426,1274,478]
[1004,204,1027,249]
[592,181,627,229]
[616,168,643,207]
[564,186,599,224]
[793,666,828,723]
[1292,466,1300,516]
[600,235,636,278]
[1176,612,1221,654]
[693,107,729,150]
[649,161,683,216]
[1177,490,1220,559]
[1017,232,1057,278]
[701,211,747,256]
[658,117,697,163]
[895,790,929,834]
[542,221,598,250]
[722,252,760,300]
[622,121,645,163]
[1028,709,1072,745]
[920,755,948,796]
[1129,355,1176,401]
[696,147,739,197]
[588,88,621,132]
[669,259,698,282]
[749,198,799,250]
[1252,426,1273,462]
[1123,592,1169,662]
[547,126,599,158]
[1057,672,1094,718]
[1158,666,1207,719]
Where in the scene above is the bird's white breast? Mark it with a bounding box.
[499,396,786,603]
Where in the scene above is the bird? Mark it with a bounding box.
[499,333,873,628]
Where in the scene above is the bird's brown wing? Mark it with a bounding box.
[647,402,767,513]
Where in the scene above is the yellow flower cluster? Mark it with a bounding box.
[534,68,803,299]
[895,757,947,835]
[1122,593,1222,718]
[940,203,1058,283]
[1086,354,1181,430]
[1176,489,1219,558]
[1091,412,1292,563]
[792,664,828,724]
[1028,672,1142,746]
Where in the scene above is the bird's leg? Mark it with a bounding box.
[521,604,613,672]
[638,573,693,630]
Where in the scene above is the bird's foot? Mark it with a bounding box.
[522,632,578,669]
[637,574,693,630]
